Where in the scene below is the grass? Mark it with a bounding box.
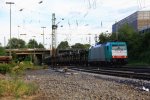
[0,61,40,74]
[0,61,40,99]
[127,61,150,68]
[0,61,49,99]
[0,63,10,74]
[0,79,38,98]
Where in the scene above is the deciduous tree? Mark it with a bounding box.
[27,39,38,49]
[0,46,6,56]
[57,41,70,50]
[7,38,26,49]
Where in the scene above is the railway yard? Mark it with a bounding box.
[1,0,150,99]
[19,66,150,100]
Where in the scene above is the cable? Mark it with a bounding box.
[92,0,97,9]
[88,0,91,9]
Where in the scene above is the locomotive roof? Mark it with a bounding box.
[91,42,126,48]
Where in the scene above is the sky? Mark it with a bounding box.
[0,0,150,48]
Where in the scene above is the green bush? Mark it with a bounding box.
[0,79,38,98]
[0,46,6,56]
[24,56,31,61]
[0,61,43,75]
[139,51,150,64]
[0,64,10,74]
[0,61,39,99]
[14,80,38,98]
[11,61,34,75]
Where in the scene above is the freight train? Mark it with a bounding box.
[0,56,12,63]
[44,42,128,67]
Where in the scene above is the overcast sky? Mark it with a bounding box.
[0,0,150,48]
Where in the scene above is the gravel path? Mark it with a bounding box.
[24,68,150,100]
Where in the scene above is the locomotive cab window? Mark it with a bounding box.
[112,45,126,51]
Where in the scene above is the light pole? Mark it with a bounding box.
[17,26,20,48]
[3,36,6,47]
[6,2,14,56]
[41,27,46,48]
[32,36,36,64]
[32,36,36,55]
[46,37,51,57]
[88,33,91,45]
[41,27,46,65]
[18,26,20,39]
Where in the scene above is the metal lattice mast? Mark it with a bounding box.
[51,13,57,67]
[52,13,57,51]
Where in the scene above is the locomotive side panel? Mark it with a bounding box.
[88,45,105,62]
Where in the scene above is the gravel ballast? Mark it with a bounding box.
[25,68,150,100]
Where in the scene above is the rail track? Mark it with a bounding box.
[68,66,150,81]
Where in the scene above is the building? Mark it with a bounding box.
[139,25,150,33]
[112,11,150,33]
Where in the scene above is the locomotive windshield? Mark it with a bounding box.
[111,44,127,58]
[112,45,126,50]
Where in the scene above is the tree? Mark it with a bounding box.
[141,32,150,51]
[83,44,91,49]
[0,46,6,56]
[71,43,90,49]
[139,32,150,63]
[118,24,136,41]
[98,33,111,43]
[27,39,38,49]
[38,43,45,48]
[7,38,26,49]
[57,41,70,50]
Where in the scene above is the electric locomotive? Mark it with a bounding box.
[88,42,127,66]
